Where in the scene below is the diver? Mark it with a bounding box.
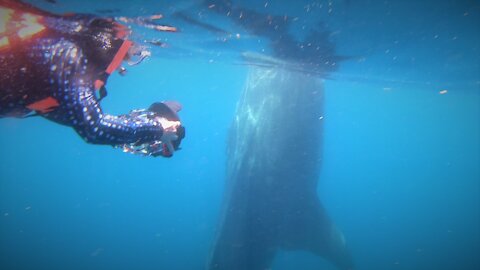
[0,0,185,157]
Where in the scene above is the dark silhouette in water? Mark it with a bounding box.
[198,1,353,269]
[176,0,345,74]
[209,54,354,270]
[174,11,230,34]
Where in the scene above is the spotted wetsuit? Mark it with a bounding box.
[0,1,163,145]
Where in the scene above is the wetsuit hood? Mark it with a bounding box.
[51,14,132,72]
[2,0,132,72]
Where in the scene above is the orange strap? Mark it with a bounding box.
[26,97,59,113]
[94,79,105,90]
[105,39,132,74]
[113,22,129,39]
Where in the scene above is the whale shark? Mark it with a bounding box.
[208,53,354,270]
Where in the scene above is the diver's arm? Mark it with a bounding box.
[68,90,164,145]
[43,41,164,145]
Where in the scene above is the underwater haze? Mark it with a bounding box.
[1,0,479,270]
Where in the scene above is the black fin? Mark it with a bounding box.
[148,101,182,121]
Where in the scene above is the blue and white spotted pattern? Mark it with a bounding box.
[0,36,163,145]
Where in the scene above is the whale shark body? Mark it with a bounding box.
[209,54,354,270]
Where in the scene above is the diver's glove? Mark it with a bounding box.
[119,101,185,158]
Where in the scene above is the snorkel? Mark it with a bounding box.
[113,13,177,70]
[125,45,151,66]
[107,41,151,77]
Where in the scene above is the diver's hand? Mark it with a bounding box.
[158,117,181,157]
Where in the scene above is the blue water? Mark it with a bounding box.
[1,0,479,269]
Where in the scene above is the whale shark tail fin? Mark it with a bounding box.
[307,203,355,270]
